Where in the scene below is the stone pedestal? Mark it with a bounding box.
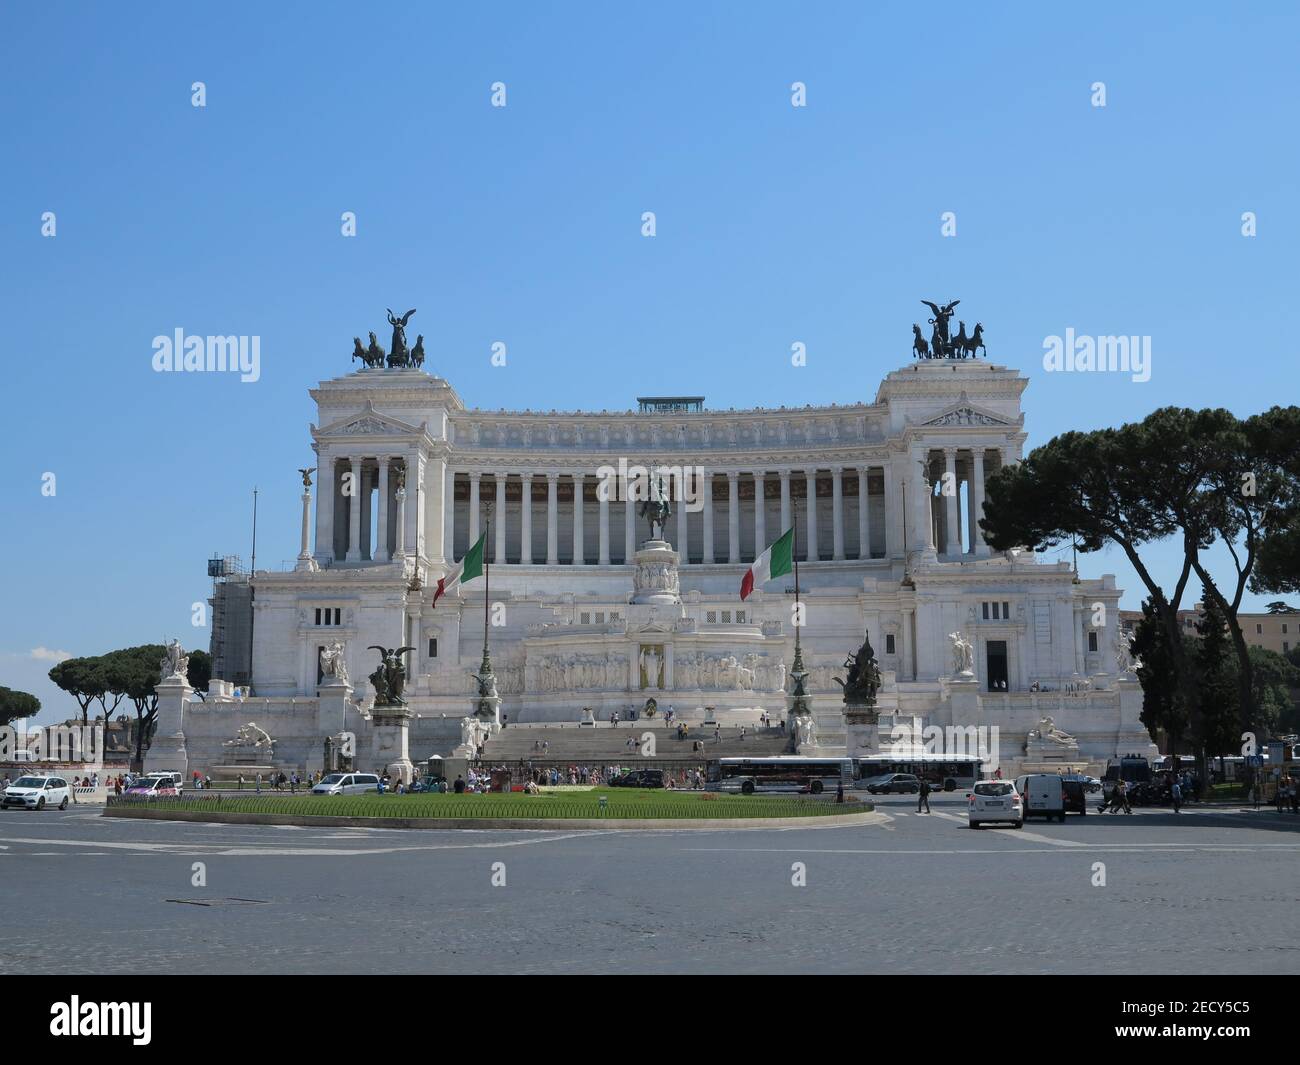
[370,703,414,784]
[316,676,353,738]
[144,675,191,776]
[944,673,981,727]
[844,705,881,758]
[877,713,926,757]
[631,540,680,606]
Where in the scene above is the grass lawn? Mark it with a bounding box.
[110,788,867,820]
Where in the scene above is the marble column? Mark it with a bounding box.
[857,467,870,560]
[831,466,845,561]
[702,475,715,563]
[546,473,559,564]
[678,476,690,562]
[624,489,635,561]
[598,477,611,564]
[394,483,407,558]
[964,454,976,556]
[494,473,508,564]
[376,459,391,562]
[359,464,373,559]
[411,453,426,565]
[346,456,362,561]
[971,449,988,556]
[296,483,314,569]
[444,468,455,561]
[912,450,932,553]
[727,472,740,563]
[884,461,900,558]
[753,471,766,554]
[314,455,334,561]
[520,473,533,564]
[805,470,819,561]
[779,469,791,532]
[572,473,585,565]
[943,447,961,556]
[468,473,481,546]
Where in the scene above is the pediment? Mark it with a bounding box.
[314,400,424,439]
[919,392,1016,428]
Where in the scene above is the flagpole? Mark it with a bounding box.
[791,498,806,693]
[481,504,492,679]
[786,497,809,749]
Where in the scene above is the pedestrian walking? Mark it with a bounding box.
[255,773,262,794]
[917,777,931,814]
[1171,780,1182,813]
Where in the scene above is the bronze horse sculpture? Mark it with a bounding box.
[958,322,986,358]
[352,336,385,369]
[912,324,929,359]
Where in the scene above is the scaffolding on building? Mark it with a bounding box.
[208,554,252,687]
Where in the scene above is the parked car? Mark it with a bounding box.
[864,773,922,795]
[609,769,665,789]
[968,780,1023,828]
[311,772,381,795]
[2,775,72,810]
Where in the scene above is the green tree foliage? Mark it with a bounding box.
[47,655,127,729]
[1194,593,1242,758]
[1248,407,1300,597]
[100,645,165,771]
[47,657,105,729]
[1131,600,1191,754]
[187,649,212,700]
[1245,646,1300,736]
[0,686,41,729]
[981,405,1300,735]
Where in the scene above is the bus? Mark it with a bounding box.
[707,756,852,795]
[853,755,983,792]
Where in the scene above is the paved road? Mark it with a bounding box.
[3,796,1299,973]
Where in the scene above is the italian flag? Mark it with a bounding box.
[433,531,486,607]
[740,526,794,600]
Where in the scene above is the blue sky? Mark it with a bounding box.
[2,1,1296,724]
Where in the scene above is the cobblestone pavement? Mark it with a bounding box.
[3,796,1298,974]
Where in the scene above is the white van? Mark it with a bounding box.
[311,772,380,795]
[145,771,184,794]
[1015,774,1066,822]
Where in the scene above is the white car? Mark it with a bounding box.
[968,780,1023,828]
[2,775,72,811]
[311,772,381,795]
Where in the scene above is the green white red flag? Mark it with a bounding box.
[740,526,794,600]
[433,531,486,607]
